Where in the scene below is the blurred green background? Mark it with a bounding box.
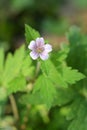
[1,0,87,130]
[1,0,87,51]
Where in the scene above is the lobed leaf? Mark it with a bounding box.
[25,24,40,44]
[62,66,85,85]
[2,45,25,85]
[41,60,68,88]
[7,75,26,95]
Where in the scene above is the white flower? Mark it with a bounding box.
[28,37,52,60]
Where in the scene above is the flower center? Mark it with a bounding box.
[36,47,44,53]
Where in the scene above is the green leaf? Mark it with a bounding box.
[7,75,26,95]
[0,48,4,73]
[21,55,35,77]
[67,97,87,130]
[66,26,82,45]
[2,45,25,85]
[2,53,13,85]
[66,26,83,71]
[41,60,68,88]
[0,48,4,85]
[62,66,85,85]
[66,27,87,90]
[25,24,40,44]
[66,96,81,120]
[20,92,43,105]
[33,75,57,109]
[57,44,70,62]
[13,45,25,73]
[0,87,7,101]
[53,87,75,106]
[66,26,87,130]
[20,75,57,109]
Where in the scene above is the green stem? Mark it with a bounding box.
[9,94,19,121]
[35,61,41,78]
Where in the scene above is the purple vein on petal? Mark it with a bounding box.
[28,41,36,50]
[30,51,39,60]
[40,51,49,60]
[44,44,52,52]
[36,37,44,46]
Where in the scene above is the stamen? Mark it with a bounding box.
[36,47,44,53]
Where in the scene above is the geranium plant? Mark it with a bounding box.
[0,25,86,130]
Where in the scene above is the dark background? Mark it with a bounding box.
[0,0,87,50]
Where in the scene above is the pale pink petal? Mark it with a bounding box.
[28,41,36,50]
[30,51,39,60]
[36,37,44,46]
[28,37,52,60]
[40,51,49,60]
[44,44,52,52]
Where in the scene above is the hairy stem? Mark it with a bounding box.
[35,61,41,78]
